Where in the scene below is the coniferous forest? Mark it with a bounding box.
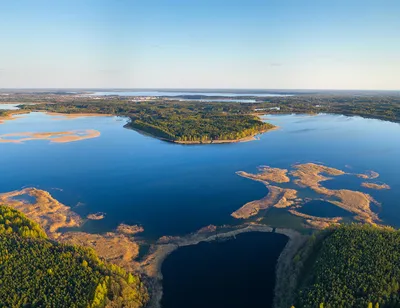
[296,224,400,308]
[0,206,148,308]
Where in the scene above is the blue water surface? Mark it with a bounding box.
[1,112,399,239]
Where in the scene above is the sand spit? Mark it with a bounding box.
[0,188,82,238]
[141,223,302,308]
[45,112,113,119]
[232,185,298,219]
[234,163,387,226]
[362,182,391,190]
[0,129,100,143]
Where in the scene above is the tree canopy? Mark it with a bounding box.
[0,205,148,308]
[296,224,400,308]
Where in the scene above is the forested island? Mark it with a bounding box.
[0,205,148,307]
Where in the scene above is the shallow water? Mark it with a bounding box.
[0,112,399,239]
[161,232,288,308]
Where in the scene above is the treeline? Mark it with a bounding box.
[295,224,400,308]
[0,205,148,307]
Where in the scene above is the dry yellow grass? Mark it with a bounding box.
[117,224,144,235]
[0,188,141,271]
[0,188,82,238]
[237,165,290,184]
[231,185,297,219]
[234,163,385,225]
[290,163,345,189]
[361,182,390,190]
[58,232,140,271]
[87,212,105,220]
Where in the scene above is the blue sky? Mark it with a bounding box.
[0,0,399,89]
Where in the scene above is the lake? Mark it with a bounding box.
[1,110,400,307]
[1,112,400,239]
[161,232,288,308]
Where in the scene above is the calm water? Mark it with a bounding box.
[298,200,353,218]
[161,232,288,308]
[1,112,400,239]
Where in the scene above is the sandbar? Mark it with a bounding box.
[0,129,100,143]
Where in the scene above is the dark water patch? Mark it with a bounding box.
[261,208,307,231]
[136,244,150,261]
[161,232,288,308]
[298,200,353,218]
[322,174,363,191]
[11,194,36,203]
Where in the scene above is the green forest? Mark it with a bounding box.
[295,224,400,308]
[0,205,148,308]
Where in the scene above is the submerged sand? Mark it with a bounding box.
[0,129,100,143]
